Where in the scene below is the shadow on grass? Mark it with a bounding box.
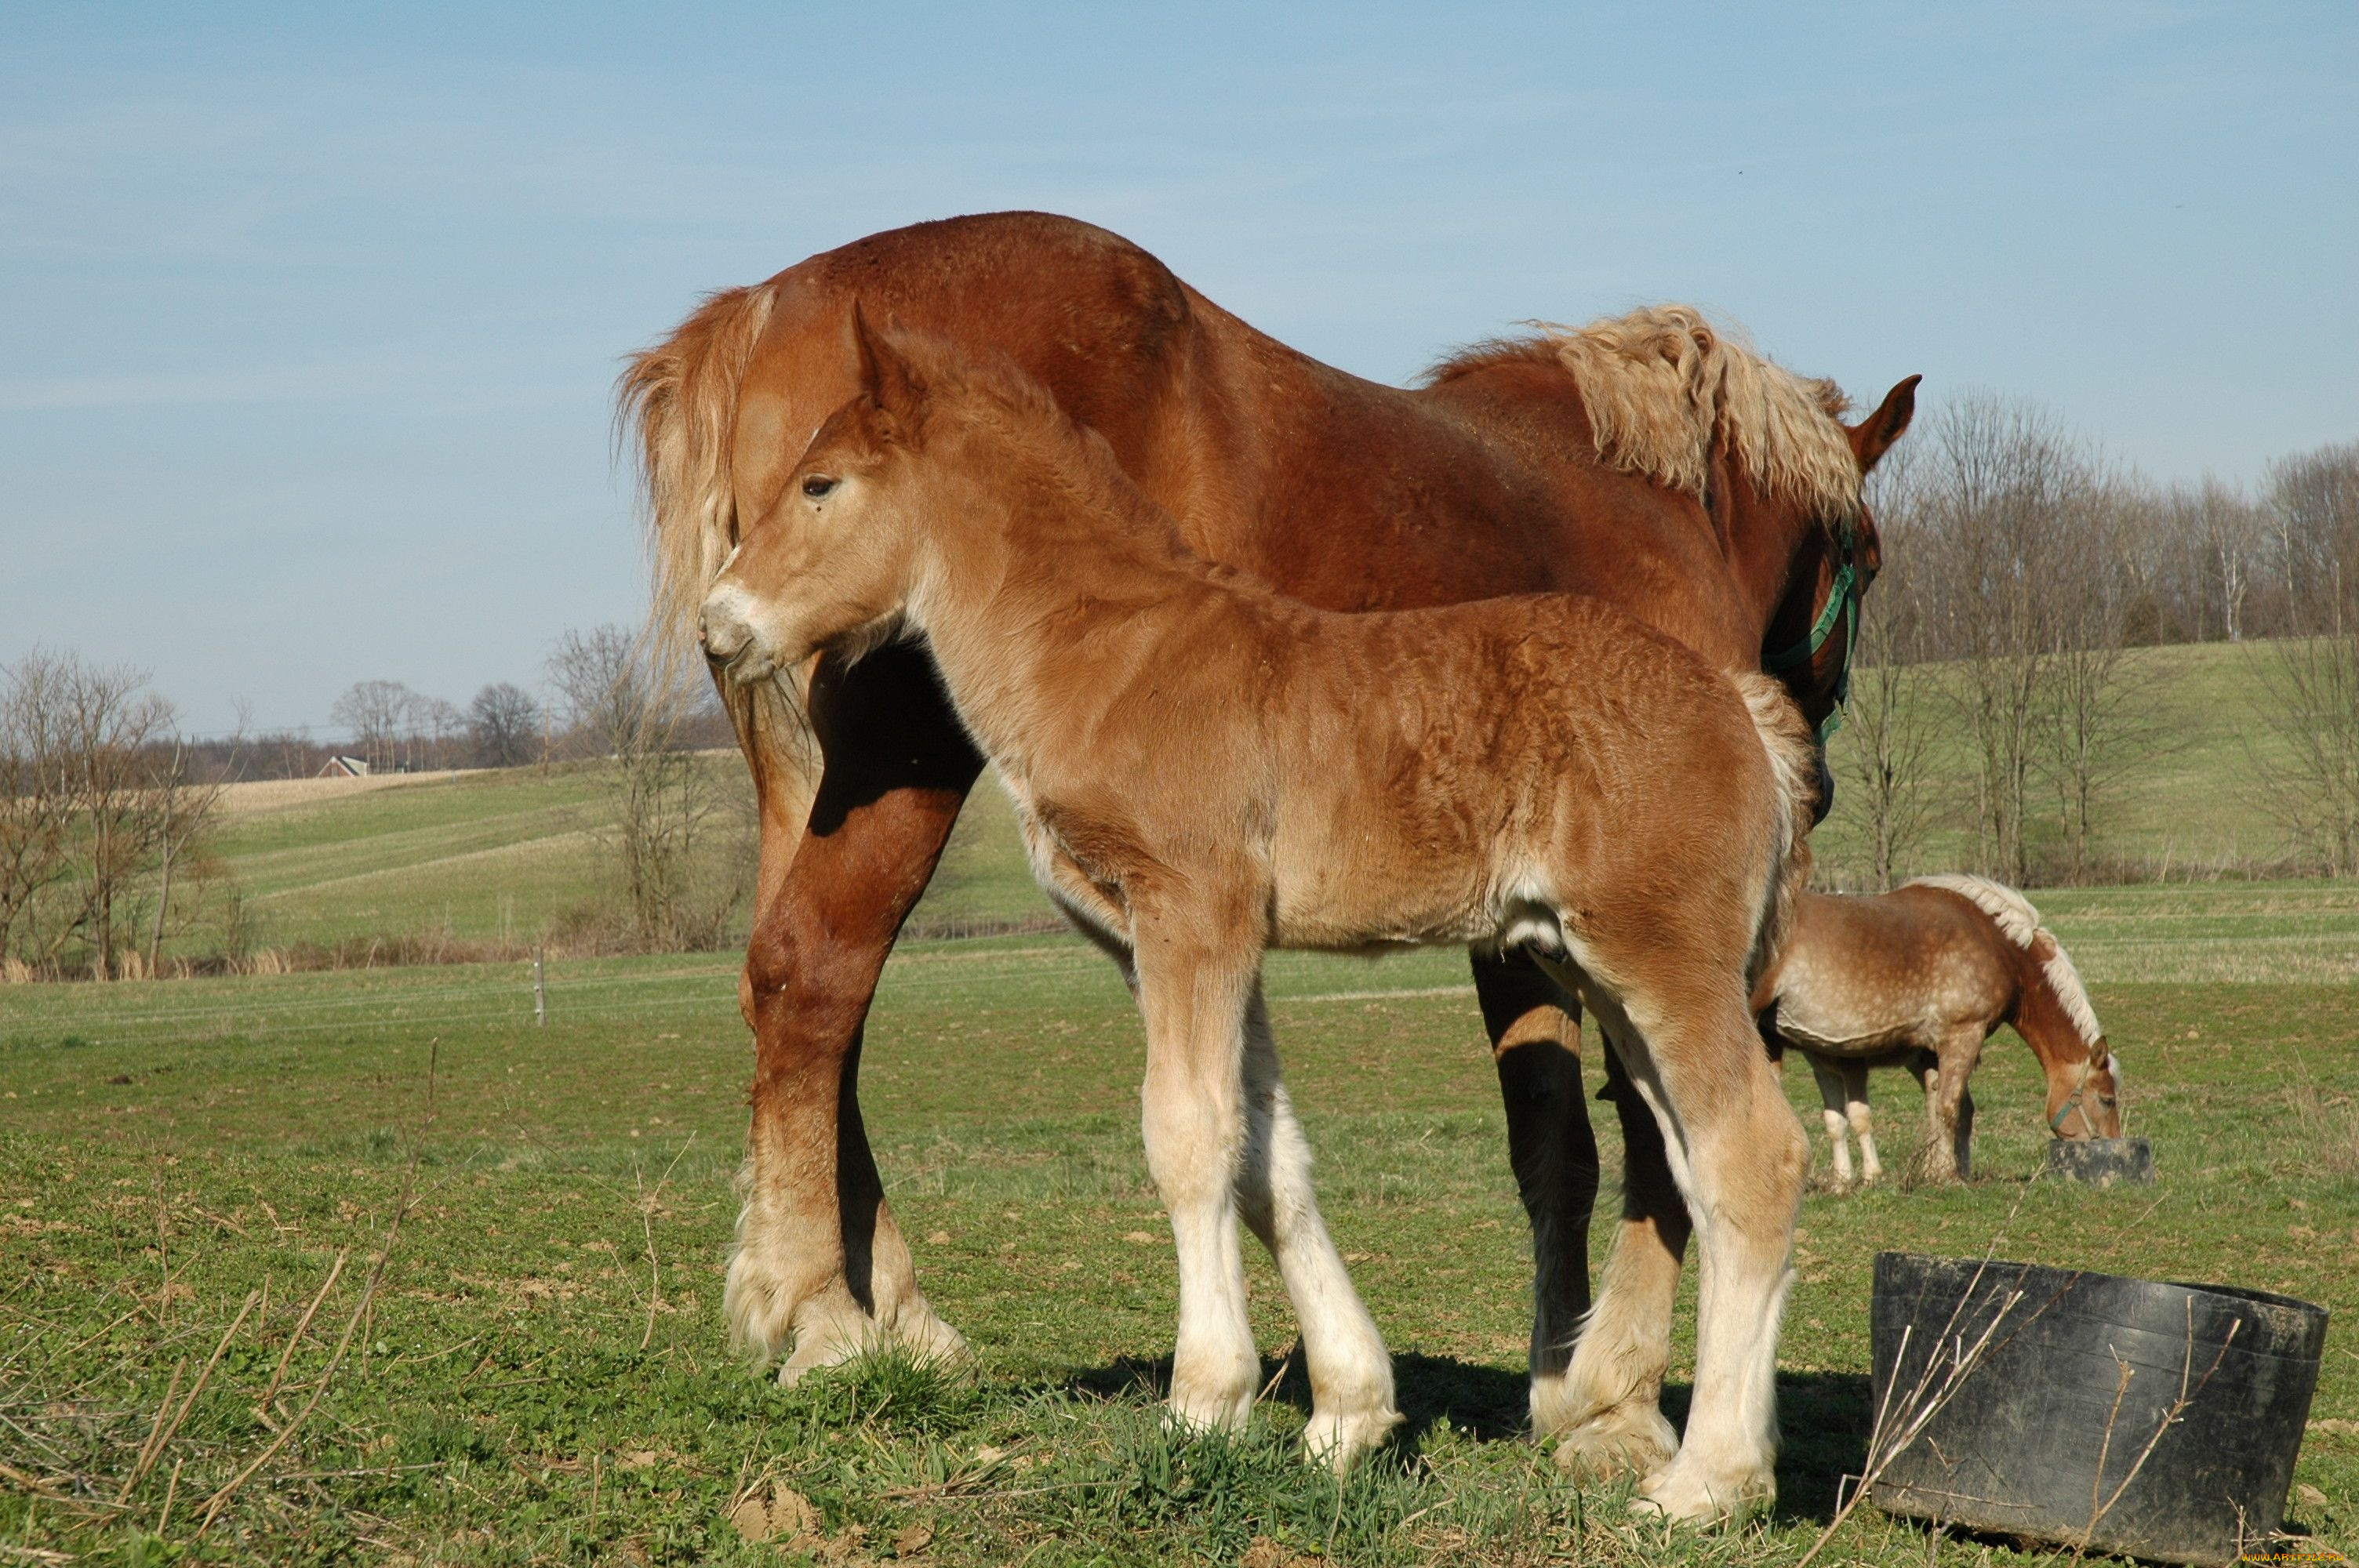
[1062,1350,1872,1519]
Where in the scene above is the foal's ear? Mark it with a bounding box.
[849,303,929,433]
[1845,374,1920,475]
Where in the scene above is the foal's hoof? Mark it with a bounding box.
[1550,1403,1678,1481]
[1303,1405,1404,1473]
[1634,1459,1776,1524]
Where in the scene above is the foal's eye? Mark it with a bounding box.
[802,475,838,500]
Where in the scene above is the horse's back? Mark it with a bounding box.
[722,212,1715,626]
[1772,888,2016,1051]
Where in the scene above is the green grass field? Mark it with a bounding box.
[3,899,2355,1565]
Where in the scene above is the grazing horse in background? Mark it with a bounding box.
[1754,875,2122,1184]
[699,318,1823,1515]
[620,211,1917,1479]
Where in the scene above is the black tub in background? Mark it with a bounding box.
[1869,1251,2327,1566]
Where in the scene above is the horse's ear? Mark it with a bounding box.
[1846,374,1920,475]
[849,304,929,433]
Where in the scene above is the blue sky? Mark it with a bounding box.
[4,2,2354,733]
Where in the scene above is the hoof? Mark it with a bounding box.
[1634,1458,1776,1524]
[1550,1403,1678,1481]
[1303,1405,1403,1473]
[775,1310,972,1388]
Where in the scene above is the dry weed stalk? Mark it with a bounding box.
[634,1131,697,1352]
[2070,1300,2241,1559]
[118,1288,257,1501]
[1797,1175,2057,1568]
[255,1247,348,1422]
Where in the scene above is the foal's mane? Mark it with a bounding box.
[1906,874,2106,1047]
[1427,306,1861,523]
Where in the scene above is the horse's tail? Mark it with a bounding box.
[617,281,781,666]
[1904,873,2106,1049]
[1735,672,1819,990]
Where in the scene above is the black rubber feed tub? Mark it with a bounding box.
[1869,1252,2327,1565]
[2048,1136,2155,1185]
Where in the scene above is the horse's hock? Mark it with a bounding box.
[1868,1251,2327,1565]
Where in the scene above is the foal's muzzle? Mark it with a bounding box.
[697,587,772,683]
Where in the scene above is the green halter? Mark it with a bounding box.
[1762,514,1863,744]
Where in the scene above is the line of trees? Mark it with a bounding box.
[1841,404,2359,887]
[0,652,228,979]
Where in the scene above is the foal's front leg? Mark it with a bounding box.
[1234,987,1400,1468]
[1134,924,1263,1435]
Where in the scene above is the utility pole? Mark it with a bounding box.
[533,945,547,1027]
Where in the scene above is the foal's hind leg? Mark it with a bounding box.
[1470,950,1601,1450]
[1234,988,1399,1469]
[1608,985,1806,1521]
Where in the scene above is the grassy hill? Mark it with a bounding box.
[1811,637,2321,887]
[191,639,2350,964]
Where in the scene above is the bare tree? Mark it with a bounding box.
[1836,443,1942,889]
[468,682,541,768]
[2179,477,2262,642]
[1913,394,2087,881]
[547,625,747,948]
[2253,626,2359,875]
[330,679,414,772]
[2266,439,2359,636]
[547,625,655,762]
[416,696,465,771]
[2036,477,2168,879]
[0,652,78,962]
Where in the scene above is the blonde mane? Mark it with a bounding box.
[1906,874,2106,1047]
[1436,306,1861,522]
[618,281,780,663]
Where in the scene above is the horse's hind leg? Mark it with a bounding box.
[1842,1060,1883,1182]
[1528,973,1684,1480]
[1471,949,1600,1450]
[1234,988,1399,1469]
[1806,1054,1856,1184]
[1912,1028,1982,1182]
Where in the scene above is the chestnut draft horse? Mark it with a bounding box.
[1754,876,2122,1184]
[620,212,1917,1478]
[699,319,1821,1513]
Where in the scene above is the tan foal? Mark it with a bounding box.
[699,316,1819,1519]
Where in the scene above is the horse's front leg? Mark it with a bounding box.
[729,646,983,1381]
[1133,915,1264,1436]
[1234,985,1398,1469]
[1470,950,1601,1446]
[1542,1004,1685,1479]
[1805,1053,1856,1184]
